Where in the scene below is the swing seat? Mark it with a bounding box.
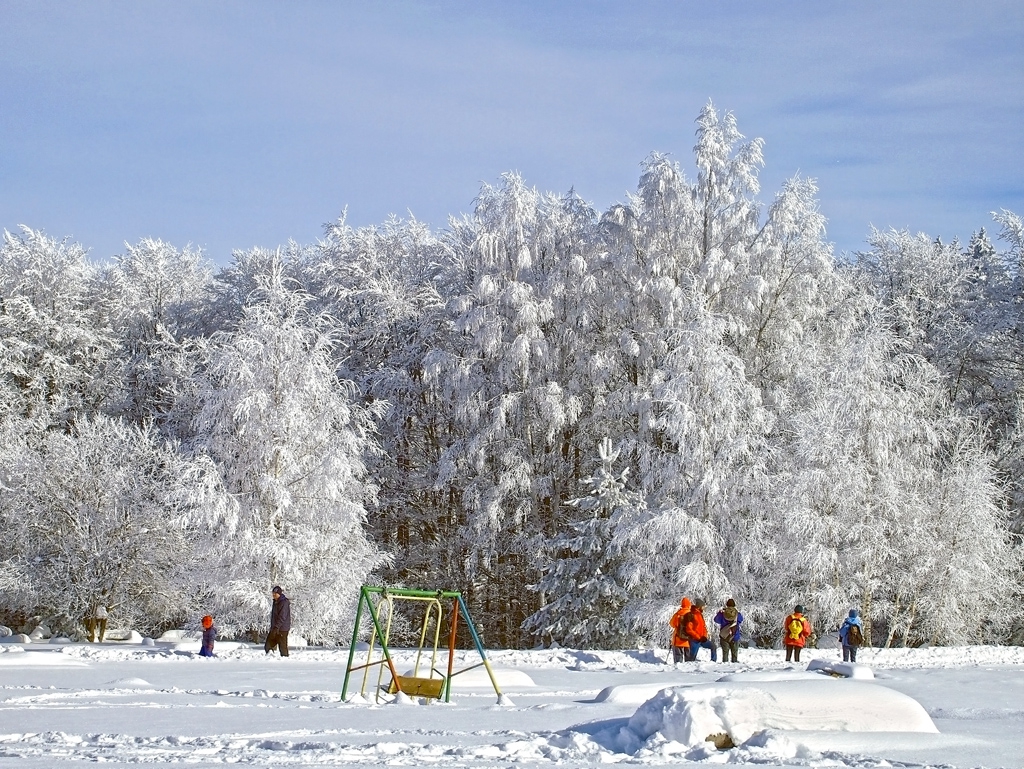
[389,675,445,699]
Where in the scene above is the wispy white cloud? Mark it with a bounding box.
[1,0,1020,259]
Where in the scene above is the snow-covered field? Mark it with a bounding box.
[1,640,1022,768]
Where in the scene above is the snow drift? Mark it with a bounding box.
[625,677,937,749]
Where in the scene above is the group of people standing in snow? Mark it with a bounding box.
[669,597,744,663]
[669,599,866,664]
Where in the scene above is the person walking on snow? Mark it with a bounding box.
[265,586,291,657]
[683,599,717,662]
[668,597,692,663]
[88,603,108,643]
[199,615,216,657]
[783,604,811,662]
[714,598,743,663]
[839,609,864,663]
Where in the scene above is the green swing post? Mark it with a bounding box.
[342,585,505,704]
[341,586,402,702]
[340,588,365,700]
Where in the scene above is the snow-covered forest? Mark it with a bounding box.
[1,106,1022,648]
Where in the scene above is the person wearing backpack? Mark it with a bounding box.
[713,598,743,662]
[783,604,811,662]
[682,599,717,662]
[668,597,692,663]
[839,608,864,663]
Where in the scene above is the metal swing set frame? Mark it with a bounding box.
[341,585,504,703]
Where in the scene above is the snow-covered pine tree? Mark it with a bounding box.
[191,256,385,642]
[524,438,642,648]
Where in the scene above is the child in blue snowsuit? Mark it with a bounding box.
[839,609,864,662]
[199,615,216,657]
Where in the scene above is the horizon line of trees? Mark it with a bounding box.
[2,104,1022,648]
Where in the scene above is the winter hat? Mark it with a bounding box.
[849,609,859,618]
[726,598,736,608]
[794,604,804,614]
[201,615,213,629]
[694,599,706,608]
[272,586,283,595]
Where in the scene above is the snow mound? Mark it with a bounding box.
[0,625,12,637]
[157,629,199,642]
[626,678,937,748]
[106,677,153,687]
[448,666,535,689]
[594,682,679,705]
[0,633,31,644]
[0,651,88,666]
[717,670,824,683]
[806,658,874,679]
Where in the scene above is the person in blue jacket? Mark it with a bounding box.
[713,598,744,662]
[839,608,865,662]
[199,615,216,657]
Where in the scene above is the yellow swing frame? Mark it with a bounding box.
[342,586,504,704]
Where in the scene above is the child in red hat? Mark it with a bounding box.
[199,615,216,657]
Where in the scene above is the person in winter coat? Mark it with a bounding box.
[88,603,108,643]
[783,604,812,662]
[713,598,743,663]
[199,615,216,657]
[683,599,717,662]
[839,608,864,663]
[265,586,291,657]
[668,597,692,663]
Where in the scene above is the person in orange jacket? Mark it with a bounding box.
[783,604,812,662]
[682,599,717,662]
[668,597,691,663]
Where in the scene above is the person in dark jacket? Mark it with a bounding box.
[199,615,216,657]
[265,586,291,657]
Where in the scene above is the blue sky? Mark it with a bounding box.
[2,1,1021,263]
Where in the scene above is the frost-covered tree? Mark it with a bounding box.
[303,215,458,590]
[592,108,775,639]
[856,216,1024,538]
[100,238,213,433]
[0,227,115,427]
[191,256,384,642]
[611,298,770,639]
[0,415,230,636]
[422,177,605,644]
